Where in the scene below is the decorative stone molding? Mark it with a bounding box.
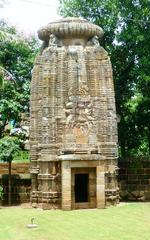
[38,18,103,41]
[30,167,39,174]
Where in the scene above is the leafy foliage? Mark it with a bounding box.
[59,0,150,157]
[13,150,29,163]
[0,136,20,162]
[0,21,39,140]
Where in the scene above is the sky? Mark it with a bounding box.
[0,0,60,36]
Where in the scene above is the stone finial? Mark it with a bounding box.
[38,17,104,41]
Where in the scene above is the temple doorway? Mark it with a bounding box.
[71,167,96,209]
[75,174,89,203]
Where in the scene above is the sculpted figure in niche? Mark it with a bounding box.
[49,34,62,47]
[87,36,100,46]
[65,96,94,134]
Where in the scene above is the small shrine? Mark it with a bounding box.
[30,18,119,210]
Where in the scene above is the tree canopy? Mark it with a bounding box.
[0,21,38,138]
[0,21,39,162]
[59,0,150,157]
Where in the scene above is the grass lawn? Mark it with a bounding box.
[0,203,150,240]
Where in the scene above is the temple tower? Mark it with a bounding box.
[30,18,119,210]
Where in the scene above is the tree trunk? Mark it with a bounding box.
[8,160,12,206]
[148,127,150,156]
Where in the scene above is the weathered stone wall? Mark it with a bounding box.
[0,163,29,175]
[0,163,31,205]
[118,159,150,201]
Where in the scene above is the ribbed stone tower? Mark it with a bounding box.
[30,18,119,210]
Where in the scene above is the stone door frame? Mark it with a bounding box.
[61,160,105,210]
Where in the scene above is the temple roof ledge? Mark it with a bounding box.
[57,154,106,161]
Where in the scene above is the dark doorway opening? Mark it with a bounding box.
[75,174,89,202]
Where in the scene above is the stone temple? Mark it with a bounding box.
[30,18,119,210]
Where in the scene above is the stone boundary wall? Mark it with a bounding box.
[0,163,29,175]
[0,163,31,205]
[118,158,150,201]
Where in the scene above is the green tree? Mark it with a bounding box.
[0,136,20,205]
[0,20,39,138]
[59,0,150,157]
[0,21,38,205]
